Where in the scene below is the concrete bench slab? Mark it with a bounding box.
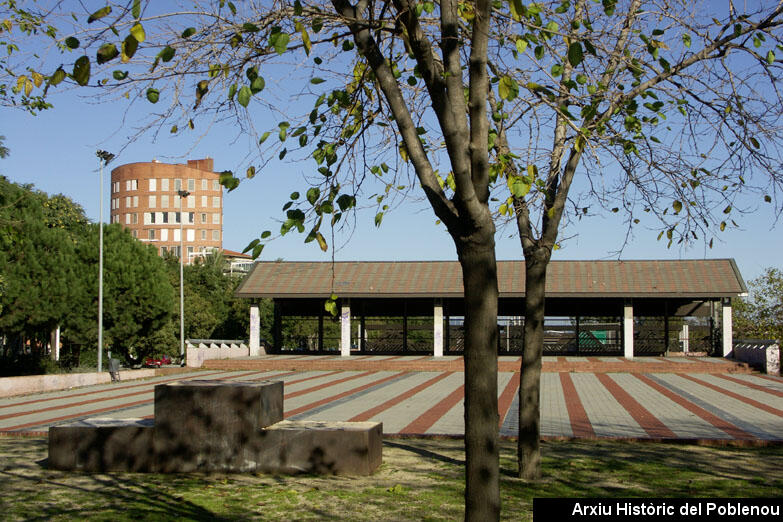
[48,418,154,472]
[253,420,383,475]
[153,380,283,472]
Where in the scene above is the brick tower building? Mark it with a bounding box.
[109,158,222,263]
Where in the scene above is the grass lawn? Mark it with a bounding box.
[0,437,780,520]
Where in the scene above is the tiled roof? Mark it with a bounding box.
[235,259,747,298]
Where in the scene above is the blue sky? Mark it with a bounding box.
[3,88,779,285]
[2,1,781,285]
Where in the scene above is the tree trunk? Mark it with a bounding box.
[518,247,549,479]
[457,237,500,520]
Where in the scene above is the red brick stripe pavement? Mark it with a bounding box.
[595,374,677,438]
[400,384,465,435]
[559,373,595,438]
[714,374,783,398]
[677,374,783,417]
[284,371,376,400]
[497,372,520,428]
[284,372,409,418]
[349,372,454,422]
[633,374,755,440]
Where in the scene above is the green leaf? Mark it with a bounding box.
[672,200,682,214]
[749,137,760,149]
[132,0,141,19]
[576,74,587,85]
[306,187,320,205]
[112,70,128,80]
[237,86,252,107]
[534,45,544,60]
[720,221,726,231]
[246,166,256,179]
[310,77,326,84]
[316,232,328,252]
[682,33,691,48]
[181,27,196,38]
[219,171,240,191]
[158,46,175,62]
[498,76,518,101]
[261,230,272,239]
[242,23,260,33]
[508,176,531,198]
[567,42,583,67]
[269,30,289,55]
[87,6,112,24]
[49,67,67,86]
[122,35,138,62]
[509,0,524,21]
[146,88,159,103]
[279,121,290,141]
[228,83,237,100]
[551,64,563,77]
[72,56,90,86]
[258,131,271,144]
[65,36,80,49]
[130,23,146,43]
[250,76,265,93]
[374,212,384,227]
[766,50,775,65]
[515,39,528,54]
[96,43,119,64]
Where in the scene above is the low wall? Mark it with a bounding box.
[732,339,780,375]
[186,342,258,368]
[0,369,158,399]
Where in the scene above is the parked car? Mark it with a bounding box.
[143,354,173,368]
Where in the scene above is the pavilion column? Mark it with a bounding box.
[722,297,733,357]
[434,299,444,358]
[249,305,260,355]
[341,300,351,357]
[623,300,634,359]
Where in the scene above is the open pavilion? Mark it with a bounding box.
[235,259,747,359]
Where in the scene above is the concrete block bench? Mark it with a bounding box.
[48,380,382,475]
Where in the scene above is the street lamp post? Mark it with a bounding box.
[96,150,114,373]
[177,189,190,365]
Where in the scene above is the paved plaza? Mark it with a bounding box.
[1,356,781,442]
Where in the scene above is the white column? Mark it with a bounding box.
[434,300,444,358]
[340,301,351,357]
[681,324,689,354]
[623,301,634,359]
[249,305,260,356]
[722,298,733,357]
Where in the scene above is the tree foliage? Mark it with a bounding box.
[734,267,783,342]
[6,0,783,517]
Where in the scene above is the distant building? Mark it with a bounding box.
[223,249,254,275]
[109,158,222,263]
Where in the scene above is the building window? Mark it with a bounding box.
[132,213,138,224]
[188,212,195,224]
[201,179,208,190]
[160,246,167,255]
[187,195,195,208]
[161,229,168,241]
[187,229,195,242]
[212,213,220,224]
[149,195,156,208]
[125,213,131,225]
[212,230,220,241]
[201,230,207,240]
[161,195,169,208]
[133,196,138,207]
[187,246,194,257]
[150,212,157,224]
[148,229,155,240]
[162,212,169,224]
[174,196,181,209]
[212,196,220,208]
[174,229,181,242]
[175,212,181,224]
[161,178,169,191]
[213,180,220,191]
[149,178,157,191]
[201,195,207,207]
[188,179,195,191]
[174,179,182,191]
[123,196,129,208]
[132,230,138,238]
[201,213,207,223]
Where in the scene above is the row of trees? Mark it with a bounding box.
[4,1,783,518]
[734,267,783,343]
[0,175,254,375]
